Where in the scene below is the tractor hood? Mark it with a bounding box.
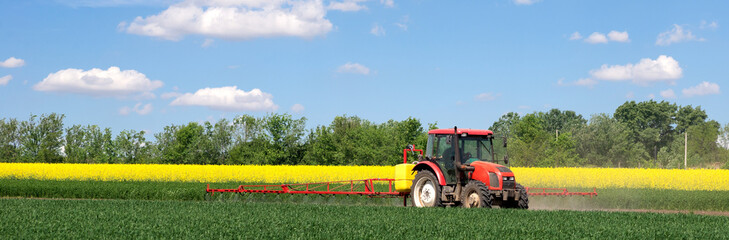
[469,161,516,190]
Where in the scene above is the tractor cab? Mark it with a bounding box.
[426,128,508,165]
[408,127,527,208]
[424,129,508,185]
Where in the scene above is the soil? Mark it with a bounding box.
[530,206,729,217]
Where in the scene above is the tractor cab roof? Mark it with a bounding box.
[428,128,493,136]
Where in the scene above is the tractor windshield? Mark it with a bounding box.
[426,134,506,164]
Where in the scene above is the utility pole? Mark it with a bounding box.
[684,131,688,170]
[555,129,559,140]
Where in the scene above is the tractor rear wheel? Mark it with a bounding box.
[412,171,442,207]
[461,180,492,208]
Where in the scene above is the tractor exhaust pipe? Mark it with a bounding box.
[453,126,475,172]
[453,126,475,201]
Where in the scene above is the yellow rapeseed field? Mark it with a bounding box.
[511,167,729,191]
[0,163,392,183]
[2,163,728,191]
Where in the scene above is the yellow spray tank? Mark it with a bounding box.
[394,163,415,192]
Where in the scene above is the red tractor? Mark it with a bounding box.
[408,127,528,208]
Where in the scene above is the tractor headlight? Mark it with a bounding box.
[503,177,508,181]
[509,177,515,181]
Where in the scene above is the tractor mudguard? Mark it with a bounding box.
[412,161,447,186]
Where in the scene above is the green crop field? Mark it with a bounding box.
[3,178,729,211]
[1,198,728,239]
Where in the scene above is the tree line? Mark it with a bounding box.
[1,100,728,168]
[492,100,729,169]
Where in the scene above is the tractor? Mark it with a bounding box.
[406,127,528,208]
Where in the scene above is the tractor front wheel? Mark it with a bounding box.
[502,183,529,209]
[412,171,442,207]
[461,180,492,208]
[514,183,529,209]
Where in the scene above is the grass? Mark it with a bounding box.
[3,178,729,211]
[1,198,728,239]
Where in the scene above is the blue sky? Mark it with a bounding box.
[1,0,727,136]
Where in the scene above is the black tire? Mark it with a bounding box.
[503,183,529,209]
[461,180,492,208]
[514,183,529,209]
[411,171,442,207]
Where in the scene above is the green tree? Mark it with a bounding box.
[543,132,584,167]
[85,126,115,163]
[114,129,149,164]
[64,125,86,163]
[686,121,722,167]
[154,125,180,164]
[19,114,65,163]
[718,122,729,150]
[174,122,205,164]
[490,112,520,137]
[264,113,307,165]
[229,114,307,165]
[536,108,587,134]
[575,114,649,167]
[614,100,677,161]
[0,118,21,162]
[510,114,549,167]
[675,105,708,134]
[207,119,234,165]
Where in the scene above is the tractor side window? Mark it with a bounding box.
[477,139,492,161]
[426,134,435,158]
[427,135,451,159]
[434,136,451,159]
[462,140,478,163]
[492,135,507,162]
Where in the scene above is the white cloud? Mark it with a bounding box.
[0,75,13,86]
[337,62,370,75]
[656,24,703,46]
[34,67,163,97]
[589,55,682,85]
[682,82,720,97]
[124,0,333,41]
[513,0,539,5]
[0,57,25,68]
[119,106,131,115]
[395,15,409,31]
[660,89,676,99]
[584,32,608,44]
[370,23,385,36]
[135,103,154,115]
[574,78,598,88]
[160,92,183,99]
[569,32,582,40]
[201,38,214,48]
[328,0,367,12]
[0,75,12,86]
[57,0,179,7]
[648,93,655,99]
[626,92,635,99]
[700,20,719,30]
[291,103,305,113]
[558,78,597,88]
[170,86,278,112]
[607,30,629,42]
[380,0,394,8]
[119,103,154,115]
[474,92,500,101]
